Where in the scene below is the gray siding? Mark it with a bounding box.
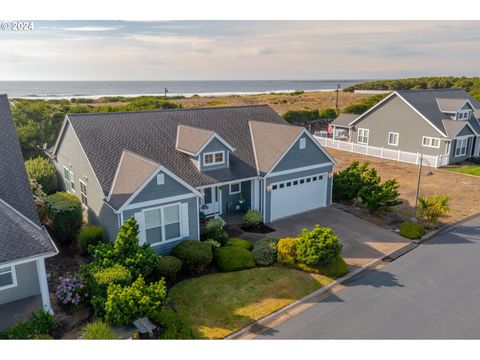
[457,126,475,137]
[351,95,449,157]
[54,121,119,241]
[272,135,332,172]
[220,180,251,214]
[123,196,199,255]
[0,261,40,305]
[199,137,232,172]
[264,165,333,223]
[130,171,193,204]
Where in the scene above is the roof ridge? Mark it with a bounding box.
[67,104,271,117]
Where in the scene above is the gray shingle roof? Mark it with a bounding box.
[441,119,474,138]
[66,105,288,194]
[0,94,57,263]
[176,125,215,155]
[331,113,358,127]
[396,89,480,137]
[436,98,469,113]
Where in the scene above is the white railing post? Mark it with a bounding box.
[397,150,401,162]
[434,156,439,168]
[381,147,384,159]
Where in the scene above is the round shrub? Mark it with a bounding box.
[252,238,278,266]
[78,225,104,255]
[203,239,221,250]
[171,240,213,274]
[243,210,262,228]
[205,218,228,245]
[83,321,118,340]
[226,237,253,250]
[214,246,255,272]
[277,237,297,266]
[45,192,83,245]
[399,222,425,239]
[150,308,194,339]
[25,156,58,195]
[295,225,342,266]
[155,256,182,282]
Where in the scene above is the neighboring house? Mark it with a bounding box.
[329,89,480,165]
[0,95,58,331]
[51,105,335,255]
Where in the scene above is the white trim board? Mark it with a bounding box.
[266,163,332,178]
[0,264,17,291]
[120,193,198,213]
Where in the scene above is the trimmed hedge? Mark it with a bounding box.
[226,238,253,250]
[45,192,83,245]
[252,238,278,266]
[78,225,104,255]
[295,226,342,266]
[214,246,255,272]
[83,321,118,340]
[171,240,213,274]
[155,256,182,282]
[150,308,194,339]
[243,210,262,229]
[399,222,425,240]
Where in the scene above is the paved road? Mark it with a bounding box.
[256,217,480,339]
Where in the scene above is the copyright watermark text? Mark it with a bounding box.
[1,21,34,31]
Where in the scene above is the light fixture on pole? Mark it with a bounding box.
[412,154,433,223]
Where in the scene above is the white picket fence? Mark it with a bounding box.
[314,136,449,168]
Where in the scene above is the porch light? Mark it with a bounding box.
[266,185,273,192]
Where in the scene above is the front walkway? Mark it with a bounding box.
[269,206,409,268]
[0,295,42,331]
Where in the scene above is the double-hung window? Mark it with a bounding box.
[357,128,369,144]
[203,151,225,166]
[144,204,181,246]
[0,266,17,290]
[455,138,468,157]
[422,136,440,148]
[63,166,75,192]
[79,180,88,206]
[388,132,399,146]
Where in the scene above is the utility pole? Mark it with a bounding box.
[335,84,340,110]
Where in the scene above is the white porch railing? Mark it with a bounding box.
[314,135,449,168]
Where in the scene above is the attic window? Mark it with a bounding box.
[157,173,165,185]
[299,138,306,149]
[457,110,471,121]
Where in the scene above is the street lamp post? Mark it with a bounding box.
[411,154,433,223]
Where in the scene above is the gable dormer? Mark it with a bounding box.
[175,125,235,172]
[436,98,474,121]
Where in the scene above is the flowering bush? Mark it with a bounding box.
[56,276,88,307]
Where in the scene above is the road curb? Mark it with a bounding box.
[226,212,480,340]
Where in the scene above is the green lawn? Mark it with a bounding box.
[447,165,480,176]
[169,266,333,339]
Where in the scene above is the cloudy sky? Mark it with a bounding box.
[0,20,479,80]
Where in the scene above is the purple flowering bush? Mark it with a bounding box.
[56,277,88,308]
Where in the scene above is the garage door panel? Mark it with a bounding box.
[270,173,327,221]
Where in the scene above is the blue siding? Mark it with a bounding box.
[271,135,331,172]
[0,261,40,306]
[130,171,193,204]
[220,180,251,214]
[199,137,232,172]
[123,196,199,255]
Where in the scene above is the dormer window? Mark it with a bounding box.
[457,110,471,121]
[204,151,225,166]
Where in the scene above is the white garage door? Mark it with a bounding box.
[270,173,327,221]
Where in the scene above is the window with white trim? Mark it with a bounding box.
[63,166,75,192]
[0,266,17,290]
[203,151,225,166]
[299,138,306,149]
[388,132,399,146]
[357,128,369,144]
[229,182,241,195]
[455,138,468,157]
[79,180,88,206]
[422,136,440,148]
[144,204,181,246]
[457,110,471,121]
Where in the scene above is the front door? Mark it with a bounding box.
[202,186,221,215]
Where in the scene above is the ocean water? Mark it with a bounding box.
[0,80,365,99]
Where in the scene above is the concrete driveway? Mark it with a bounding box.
[269,206,409,268]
